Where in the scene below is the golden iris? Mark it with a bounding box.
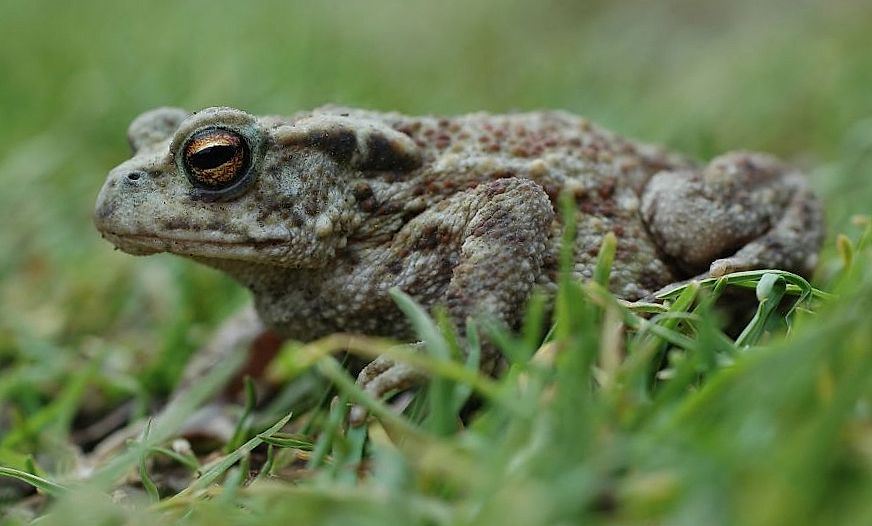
[183,128,249,189]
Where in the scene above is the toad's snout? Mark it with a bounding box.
[94,166,144,233]
[93,163,170,256]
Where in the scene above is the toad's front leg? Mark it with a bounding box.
[350,177,555,422]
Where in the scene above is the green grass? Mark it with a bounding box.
[2,0,872,524]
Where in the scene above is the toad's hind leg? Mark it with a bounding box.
[707,184,823,277]
[641,151,824,279]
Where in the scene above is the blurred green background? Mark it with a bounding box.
[1,0,872,418]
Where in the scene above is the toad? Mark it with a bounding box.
[94,106,824,413]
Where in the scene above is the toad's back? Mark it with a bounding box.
[295,107,694,299]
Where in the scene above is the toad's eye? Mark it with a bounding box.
[182,128,250,190]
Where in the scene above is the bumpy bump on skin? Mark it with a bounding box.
[95,105,825,419]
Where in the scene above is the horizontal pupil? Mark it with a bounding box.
[191,145,237,170]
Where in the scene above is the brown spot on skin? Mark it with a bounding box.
[597,178,616,199]
[377,201,403,216]
[387,258,404,277]
[257,194,298,223]
[360,133,421,172]
[358,197,378,213]
[304,128,357,163]
[421,176,442,194]
[162,217,193,230]
[205,220,243,234]
[435,133,452,148]
[469,212,512,240]
[414,224,440,250]
[288,210,305,228]
[576,183,616,217]
[382,171,406,184]
[266,164,282,181]
[433,178,451,191]
[362,134,421,172]
[395,122,421,137]
[618,142,636,154]
[511,146,531,158]
[352,182,374,201]
[304,201,320,216]
[580,201,596,215]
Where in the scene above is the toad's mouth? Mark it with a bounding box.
[99,231,289,260]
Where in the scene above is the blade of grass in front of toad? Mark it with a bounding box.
[601,281,700,406]
[171,411,292,500]
[0,466,69,497]
[137,421,161,503]
[645,296,733,418]
[314,355,428,442]
[224,376,258,453]
[327,423,368,485]
[271,333,507,417]
[536,194,601,446]
[656,270,826,304]
[307,392,348,470]
[483,289,547,370]
[451,318,482,415]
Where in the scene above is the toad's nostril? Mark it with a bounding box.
[127,171,143,181]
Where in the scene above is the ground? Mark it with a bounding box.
[1,0,872,524]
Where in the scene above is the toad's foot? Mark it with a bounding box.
[349,355,426,426]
